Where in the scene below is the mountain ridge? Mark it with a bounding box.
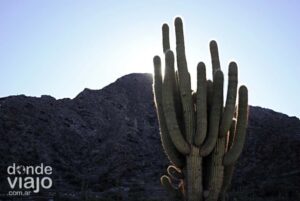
[3,73,298,119]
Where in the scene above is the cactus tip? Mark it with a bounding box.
[162,23,169,31]
[165,49,174,59]
[153,56,161,65]
[239,85,248,95]
[210,40,218,47]
[228,62,238,75]
[197,62,206,72]
[174,17,183,26]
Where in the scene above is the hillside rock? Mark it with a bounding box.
[0,73,299,201]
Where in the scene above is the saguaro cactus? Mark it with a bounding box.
[153,17,248,201]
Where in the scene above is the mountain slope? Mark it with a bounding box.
[0,73,299,201]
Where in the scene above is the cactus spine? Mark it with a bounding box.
[153,17,248,201]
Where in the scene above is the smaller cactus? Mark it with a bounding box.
[161,165,185,200]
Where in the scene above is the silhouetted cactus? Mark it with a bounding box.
[153,17,248,201]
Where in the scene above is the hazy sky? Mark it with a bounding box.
[0,1,299,117]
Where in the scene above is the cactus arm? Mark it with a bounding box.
[206,80,213,110]
[162,50,190,155]
[223,86,248,166]
[162,23,179,115]
[162,23,178,109]
[175,70,184,133]
[153,55,185,167]
[200,70,224,156]
[163,22,185,136]
[195,62,207,146]
[219,62,238,137]
[209,40,221,76]
[220,119,237,201]
[162,24,183,132]
[192,91,197,129]
[205,69,225,201]
[174,17,195,144]
[189,89,205,201]
[226,119,237,151]
[162,23,170,53]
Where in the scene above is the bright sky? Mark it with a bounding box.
[0,1,299,117]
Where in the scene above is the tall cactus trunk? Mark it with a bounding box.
[186,146,203,201]
[206,137,226,201]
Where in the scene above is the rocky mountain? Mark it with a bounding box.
[0,73,299,201]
